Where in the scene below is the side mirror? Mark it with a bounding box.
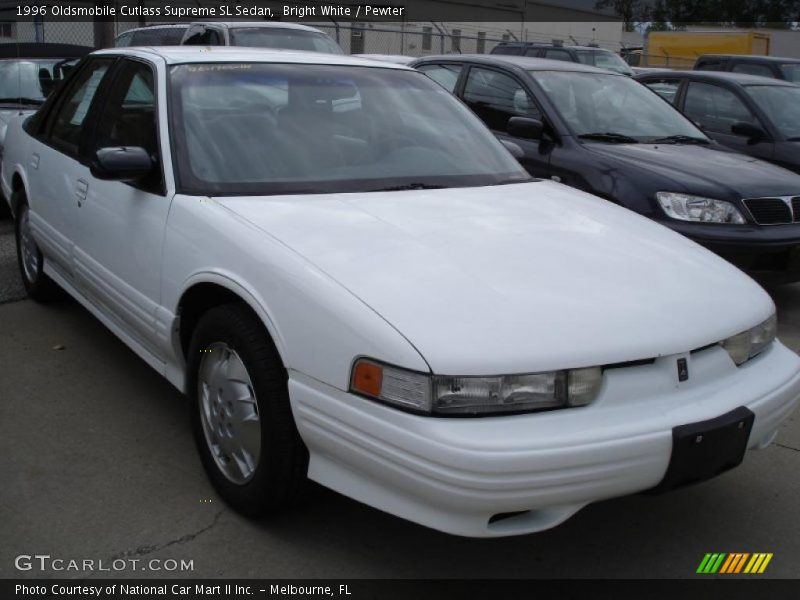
[731,121,765,143]
[507,116,543,140]
[500,138,524,159]
[91,147,153,181]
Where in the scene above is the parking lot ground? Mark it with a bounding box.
[0,223,799,579]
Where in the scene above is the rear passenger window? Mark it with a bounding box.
[115,31,133,47]
[463,67,541,132]
[524,48,540,57]
[643,79,681,104]
[695,60,725,71]
[543,49,572,62]
[417,64,463,93]
[683,81,758,134]
[731,63,775,78]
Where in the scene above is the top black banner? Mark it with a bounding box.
[1,0,796,23]
[0,1,603,23]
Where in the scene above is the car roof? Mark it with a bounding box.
[188,21,324,33]
[636,69,796,86]
[413,53,620,75]
[92,46,411,69]
[698,54,800,64]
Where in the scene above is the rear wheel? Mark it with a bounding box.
[187,303,308,516]
[14,195,59,302]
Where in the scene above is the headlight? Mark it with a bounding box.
[350,359,603,416]
[721,314,777,365]
[656,192,746,224]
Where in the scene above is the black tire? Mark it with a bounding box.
[0,193,10,220]
[14,194,60,302]
[187,302,308,516]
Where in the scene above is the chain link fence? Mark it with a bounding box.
[624,51,696,69]
[311,23,510,57]
[1,17,516,56]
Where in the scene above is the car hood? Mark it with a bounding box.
[218,181,773,375]
[583,142,800,198]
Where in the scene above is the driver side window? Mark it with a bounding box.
[46,58,114,156]
[683,82,757,135]
[93,59,162,193]
[463,67,541,132]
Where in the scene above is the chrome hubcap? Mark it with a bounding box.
[19,209,39,283]
[198,343,261,485]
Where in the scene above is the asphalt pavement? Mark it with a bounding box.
[0,219,799,579]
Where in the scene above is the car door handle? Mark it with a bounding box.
[30,153,40,170]
[75,178,89,207]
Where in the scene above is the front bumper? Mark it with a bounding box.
[289,342,800,537]
[658,220,800,283]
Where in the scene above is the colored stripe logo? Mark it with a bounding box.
[697,553,773,574]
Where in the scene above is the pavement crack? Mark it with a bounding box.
[775,442,800,452]
[109,508,225,561]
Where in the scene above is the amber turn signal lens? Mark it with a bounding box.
[351,360,383,397]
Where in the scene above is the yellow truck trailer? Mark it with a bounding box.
[644,31,771,68]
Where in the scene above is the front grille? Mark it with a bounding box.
[793,197,800,222]
[743,197,792,225]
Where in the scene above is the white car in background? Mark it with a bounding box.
[2,47,798,537]
[180,21,343,54]
[114,24,190,47]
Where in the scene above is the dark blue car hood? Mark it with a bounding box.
[583,142,800,199]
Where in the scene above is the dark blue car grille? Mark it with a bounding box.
[743,198,794,225]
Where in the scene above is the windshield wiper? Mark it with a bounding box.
[649,135,710,145]
[370,183,450,192]
[577,132,639,144]
[0,97,44,106]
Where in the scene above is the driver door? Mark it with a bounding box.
[460,65,551,178]
[681,81,775,161]
[72,57,171,360]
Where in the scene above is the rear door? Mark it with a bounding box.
[24,57,115,280]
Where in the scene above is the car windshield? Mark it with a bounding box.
[779,63,800,83]
[0,58,68,104]
[531,70,706,142]
[169,63,531,195]
[576,50,633,76]
[229,28,343,54]
[745,84,800,140]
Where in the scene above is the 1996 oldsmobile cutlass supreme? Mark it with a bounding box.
[2,47,798,537]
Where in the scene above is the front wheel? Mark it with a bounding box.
[187,303,308,516]
[14,196,59,302]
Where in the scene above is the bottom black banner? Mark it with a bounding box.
[3,579,799,600]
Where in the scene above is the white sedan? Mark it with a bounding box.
[2,47,798,537]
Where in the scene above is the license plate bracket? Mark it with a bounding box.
[649,406,754,494]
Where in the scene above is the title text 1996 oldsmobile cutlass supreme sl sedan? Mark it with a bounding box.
[2,47,798,537]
